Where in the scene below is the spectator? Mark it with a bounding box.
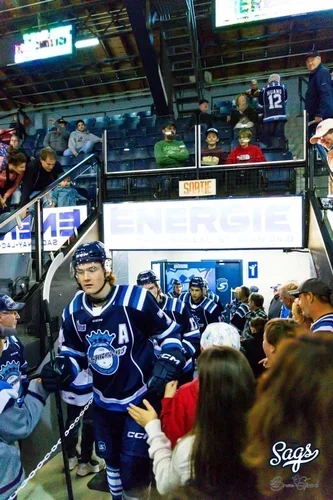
[63,119,102,157]
[8,134,29,159]
[128,346,257,497]
[0,142,9,169]
[226,129,266,164]
[160,322,240,449]
[279,281,298,318]
[245,79,260,101]
[200,128,227,165]
[188,99,214,130]
[309,118,333,195]
[243,292,268,339]
[154,122,189,168]
[290,278,333,333]
[52,176,87,207]
[291,299,312,334]
[0,152,26,215]
[305,51,333,132]
[230,285,250,333]
[262,318,296,369]
[19,148,63,212]
[243,334,333,499]
[227,94,257,134]
[268,284,282,319]
[241,316,267,378]
[8,109,31,142]
[258,74,288,146]
[43,118,70,155]
[226,286,242,319]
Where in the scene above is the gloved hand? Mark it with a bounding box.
[147,350,185,396]
[41,356,76,392]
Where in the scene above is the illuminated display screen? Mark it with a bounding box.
[214,0,333,28]
[14,24,73,64]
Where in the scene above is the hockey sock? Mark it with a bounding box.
[106,464,123,499]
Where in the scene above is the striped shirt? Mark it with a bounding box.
[243,308,268,339]
[311,313,333,334]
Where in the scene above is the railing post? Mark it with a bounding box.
[34,198,43,282]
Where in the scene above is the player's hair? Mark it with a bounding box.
[6,151,26,167]
[40,148,57,161]
[264,318,296,347]
[250,317,267,335]
[190,347,256,494]
[243,334,333,498]
[249,293,264,308]
[238,129,252,140]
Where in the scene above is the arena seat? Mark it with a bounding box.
[107,160,133,172]
[86,118,96,128]
[133,159,156,170]
[108,129,126,139]
[146,126,160,136]
[94,116,109,129]
[264,151,293,162]
[137,136,156,147]
[127,128,146,138]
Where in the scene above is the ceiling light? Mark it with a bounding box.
[75,38,99,49]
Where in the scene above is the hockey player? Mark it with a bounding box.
[180,277,224,334]
[137,270,200,383]
[41,241,184,500]
[0,323,49,500]
[0,295,28,404]
[258,74,288,146]
[202,279,225,314]
[167,279,183,298]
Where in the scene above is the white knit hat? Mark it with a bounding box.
[200,322,240,351]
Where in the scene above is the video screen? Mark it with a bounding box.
[214,0,333,28]
[14,24,73,64]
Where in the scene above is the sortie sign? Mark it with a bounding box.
[179,179,216,197]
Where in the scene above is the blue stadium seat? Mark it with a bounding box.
[94,116,109,129]
[147,146,155,158]
[264,151,293,162]
[108,116,125,128]
[58,156,74,167]
[107,178,128,193]
[183,132,195,143]
[127,128,146,138]
[186,143,195,155]
[217,126,233,140]
[121,118,140,130]
[133,159,157,170]
[86,118,96,128]
[146,126,160,136]
[110,138,136,150]
[107,129,126,139]
[123,112,138,119]
[137,136,156,147]
[139,115,156,128]
[122,147,148,161]
[107,160,133,172]
[108,150,122,161]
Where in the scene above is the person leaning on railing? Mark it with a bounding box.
[0,152,26,215]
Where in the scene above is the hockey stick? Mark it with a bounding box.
[42,251,74,500]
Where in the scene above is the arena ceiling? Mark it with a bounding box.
[0,0,332,113]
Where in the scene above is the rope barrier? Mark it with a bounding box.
[8,398,93,500]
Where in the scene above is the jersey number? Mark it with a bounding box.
[268,94,282,109]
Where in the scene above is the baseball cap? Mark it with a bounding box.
[58,118,68,125]
[163,122,176,129]
[289,278,332,298]
[199,99,208,105]
[0,294,25,313]
[206,127,219,137]
[200,323,240,351]
[271,283,281,292]
[306,50,320,60]
[249,286,259,293]
[309,119,333,144]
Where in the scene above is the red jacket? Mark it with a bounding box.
[226,144,266,164]
[160,378,199,449]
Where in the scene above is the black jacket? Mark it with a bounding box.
[242,333,266,378]
[305,63,333,121]
[20,158,63,207]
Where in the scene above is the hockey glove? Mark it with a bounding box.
[41,356,76,392]
[147,349,185,396]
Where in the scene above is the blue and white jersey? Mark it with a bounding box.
[258,81,288,122]
[59,285,182,412]
[311,313,333,334]
[159,296,200,373]
[0,335,28,405]
[179,292,223,334]
[167,291,181,299]
[230,302,250,333]
[60,291,93,406]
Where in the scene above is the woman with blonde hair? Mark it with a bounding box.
[243,334,333,499]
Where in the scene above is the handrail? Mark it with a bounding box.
[0,153,99,230]
[298,76,308,115]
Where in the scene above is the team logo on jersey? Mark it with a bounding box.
[76,320,86,332]
[0,360,21,394]
[217,277,229,292]
[87,329,127,375]
[97,441,106,452]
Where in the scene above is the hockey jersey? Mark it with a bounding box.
[180,292,223,334]
[59,285,183,412]
[311,313,333,334]
[159,296,200,372]
[0,335,28,405]
[258,81,288,122]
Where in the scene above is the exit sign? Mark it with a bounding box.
[179,179,216,197]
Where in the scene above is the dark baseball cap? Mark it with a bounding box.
[58,118,68,125]
[289,278,332,298]
[163,122,176,129]
[0,294,25,313]
[199,99,208,105]
[306,50,320,60]
[206,127,219,137]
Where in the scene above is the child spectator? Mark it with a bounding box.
[43,118,70,155]
[243,334,333,499]
[154,122,189,168]
[8,134,29,159]
[128,345,257,497]
[0,152,26,214]
[52,176,87,207]
[262,318,296,368]
[201,128,227,165]
[241,317,267,378]
[63,120,102,157]
[0,321,49,499]
[159,322,240,449]
[226,129,266,164]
